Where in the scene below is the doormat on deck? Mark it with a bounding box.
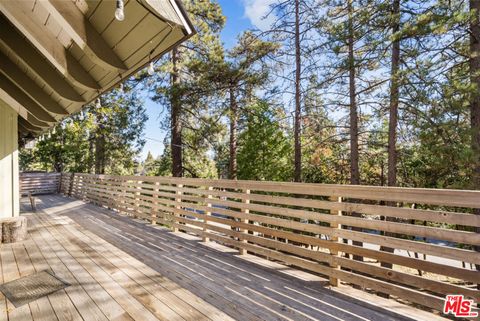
[0,270,69,307]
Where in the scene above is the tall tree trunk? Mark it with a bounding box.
[171,48,183,177]
[229,86,238,180]
[380,0,401,282]
[348,0,359,186]
[469,0,480,283]
[95,134,105,174]
[347,0,363,262]
[88,134,94,174]
[294,0,302,182]
[95,112,105,174]
[388,0,400,188]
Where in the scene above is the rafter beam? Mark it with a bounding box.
[0,3,100,90]
[0,73,56,123]
[18,123,31,135]
[0,15,85,102]
[19,118,42,133]
[0,52,69,116]
[25,114,49,128]
[39,0,127,71]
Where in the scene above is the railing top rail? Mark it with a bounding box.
[21,172,61,177]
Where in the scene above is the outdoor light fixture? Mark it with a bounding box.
[147,61,155,75]
[115,0,125,21]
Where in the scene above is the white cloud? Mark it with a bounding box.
[241,0,276,31]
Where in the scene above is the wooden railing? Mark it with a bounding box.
[60,172,480,313]
[20,172,61,196]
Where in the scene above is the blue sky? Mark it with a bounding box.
[140,0,265,160]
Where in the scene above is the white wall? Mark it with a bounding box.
[0,99,19,218]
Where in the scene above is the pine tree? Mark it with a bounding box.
[238,101,293,180]
[150,0,225,177]
[264,0,319,182]
[20,88,147,175]
[216,32,278,179]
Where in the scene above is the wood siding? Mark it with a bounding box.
[0,100,18,218]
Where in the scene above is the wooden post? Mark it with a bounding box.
[58,173,63,194]
[111,178,118,212]
[329,196,342,287]
[151,182,160,225]
[203,186,213,242]
[68,173,74,196]
[239,189,250,255]
[173,184,183,232]
[134,180,142,218]
[28,192,36,212]
[120,178,127,215]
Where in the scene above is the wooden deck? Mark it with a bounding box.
[2,195,447,321]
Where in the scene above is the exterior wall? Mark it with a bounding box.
[0,99,19,218]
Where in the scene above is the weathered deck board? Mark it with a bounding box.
[3,195,449,321]
[29,195,450,320]
[0,197,238,321]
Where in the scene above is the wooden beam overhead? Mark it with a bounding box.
[26,114,49,128]
[0,73,56,123]
[0,3,101,90]
[19,118,42,133]
[0,52,68,116]
[18,122,32,135]
[0,15,85,103]
[39,0,127,71]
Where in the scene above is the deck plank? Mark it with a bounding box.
[28,225,108,321]
[10,242,58,321]
[26,215,129,321]
[73,204,394,321]
[12,194,450,321]
[0,241,8,321]
[47,195,415,321]
[0,244,34,321]
[27,229,134,321]
[29,215,162,321]
[38,197,261,321]
[58,222,226,321]
[34,214,192,321]
[63,222,239,321]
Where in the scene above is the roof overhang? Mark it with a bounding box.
[0,0,194,139]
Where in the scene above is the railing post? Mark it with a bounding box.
[151,181,160,225]
[105,177,117,211]
[173,184,183,232]
[69,173,74,196]
[329,196,342,287]
[134,180,142,218]
[203,186,213,242]
[120,178,127,215]
[58,173,62,194]
[239,189,250,255]
[111,177,118,211]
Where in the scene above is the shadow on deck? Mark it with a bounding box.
[12,194,446,321]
